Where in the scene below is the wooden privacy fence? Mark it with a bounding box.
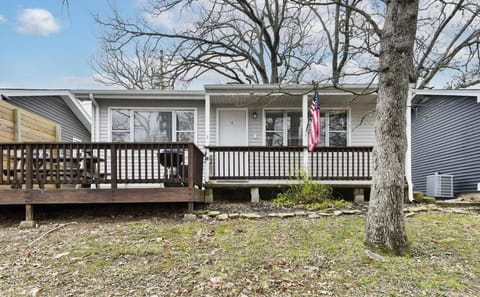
[207,146,373,180]
[0,100,60,142]
[0,142,204,190]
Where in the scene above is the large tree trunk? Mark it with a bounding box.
[365,0,418,254]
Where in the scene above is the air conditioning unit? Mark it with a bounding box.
[426,173,453,198]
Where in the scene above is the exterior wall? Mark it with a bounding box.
[97,99,206,147]
[411,95,480,194]
[3,96,90,142]
[209,101,376,146]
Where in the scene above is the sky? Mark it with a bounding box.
[0,0,156,90]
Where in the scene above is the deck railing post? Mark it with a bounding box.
[188,143,195,188]
[25,144,33,190]
[303,147,309,177]
[204,147,210,182]
[110,143,117,189]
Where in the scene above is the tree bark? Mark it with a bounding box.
[365,0,418,254]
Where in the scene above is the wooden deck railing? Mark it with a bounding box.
[0,142,204,189]
[207,146,373,181]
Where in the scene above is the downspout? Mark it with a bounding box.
[89,93,100,142]
[406,84,415,202]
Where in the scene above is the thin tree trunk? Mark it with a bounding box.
[365,0,418,255]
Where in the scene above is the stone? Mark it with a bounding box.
[365,249,387,263]
[217,214,229,220]
[423,196,436,204]
[317,212,332,217]
[294,211,307,216]
[19,221,36,229]
[333,210,343,216]
[307,213,321,219]
[240,213,263,219]
[183,214,197,222]
[207,211,221,217]
[228,213,240,219]
[278,213,295,218]
[342,209,362,215]
[193,210,208,215]
[267,213,280,218]
[413,191,424,202]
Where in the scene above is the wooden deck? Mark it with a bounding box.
[1,142,205,220]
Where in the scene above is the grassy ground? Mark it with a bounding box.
[0,210,479,296]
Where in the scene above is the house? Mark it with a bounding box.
[407,89,480,198]
[0,89,91,142]
[1,83,381,223]
[73,84,378,202]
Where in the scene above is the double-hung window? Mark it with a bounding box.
[111,109,195,142]
[265,110,302,146]
[318,110,348,146]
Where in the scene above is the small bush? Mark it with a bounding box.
[273,173,349,209]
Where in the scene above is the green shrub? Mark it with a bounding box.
[273,173,349,209]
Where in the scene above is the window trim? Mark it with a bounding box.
[108,107,197,143]
[262,108,303,146]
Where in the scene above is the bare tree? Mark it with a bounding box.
[364,0,418,254]
[310,0,480,89]
[90,39,175,90]
[414,0,480,89]
[94,0,324,86]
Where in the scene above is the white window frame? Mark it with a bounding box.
[319,108,351,147]
[108,107,198,143]
[263,108,303,146]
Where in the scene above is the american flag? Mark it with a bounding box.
[308,89,321,152]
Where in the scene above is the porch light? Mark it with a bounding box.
[252,111,257,119]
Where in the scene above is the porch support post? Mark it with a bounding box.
[205,94,210,182]
[250,187,260,203]
[302,94,309,174]
[353,188,365,205]
[205,188,214,203]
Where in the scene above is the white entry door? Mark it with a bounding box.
[217,110,248,178]
[218,110,247,146]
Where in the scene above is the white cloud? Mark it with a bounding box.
[0,15,7,24]
[16,8,61,36]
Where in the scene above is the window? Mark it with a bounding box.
[111,109,131,142]
[111,109,195,142]
[317,110,348,147]
[265,110,302,146]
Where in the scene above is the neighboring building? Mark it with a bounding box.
[408,89,480,197]
[0,89,91,142]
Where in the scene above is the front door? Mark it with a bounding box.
[217,110,248,178]
[218,110,247,146]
